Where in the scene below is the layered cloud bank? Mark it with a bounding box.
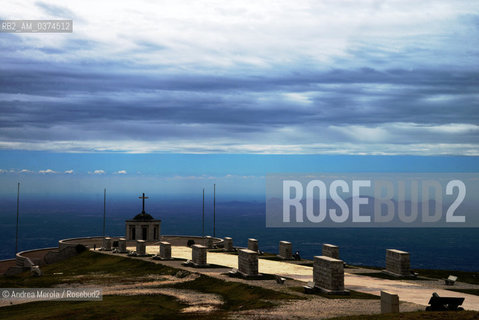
[0,0,478,154]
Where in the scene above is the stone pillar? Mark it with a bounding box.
[313,256,345,293]
[322,244,339,259]
[205,236,213,249]
[118,238,127,253]
[385,249,410,276]
[192,244,207,266]
[248,238,258,252]
[381,291,399,313]
[159,241,171,259]
[238,249,258,276]
[150,223,161,241]
[103,237,112,251]
[126,224,135,240]
[136,240,146,256]
[223,237,233,251]
[278,241,292,259]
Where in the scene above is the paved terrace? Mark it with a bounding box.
[119,244,479,311]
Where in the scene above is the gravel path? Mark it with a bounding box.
[136,245,479,311]
[233,298,422,320]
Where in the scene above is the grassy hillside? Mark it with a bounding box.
[0,251,301,319]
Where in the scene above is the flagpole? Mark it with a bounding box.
[213,184,216,237]
[15,182,20,254]
[202,188,205,239]
[103,188,106,237]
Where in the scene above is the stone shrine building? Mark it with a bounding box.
[125,193,161,241]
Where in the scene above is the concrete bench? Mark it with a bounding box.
[444,275,458,285]
[426,292,464,311]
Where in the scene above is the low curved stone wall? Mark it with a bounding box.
[158,235,224,247]
[7,245,88,276]
[2,234,226,276]
[2,247,58,276]
[58,235,224,249]
[58,236,123,250]
[17,247,58,266]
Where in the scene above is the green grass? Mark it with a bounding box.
[412,269,479,285]
[0,250,301,318]
[329,311,479,320]
[446,289,479,296]
[0,251,182,288]
[290,287,379,299]
[171,274,302,311]
[350,265,384,270]
[258,255,297,262]
[355,272,426,281]
[5,250,476,319]
[0,294,200,320]
[225,271,279,280]
[351,266,479,285]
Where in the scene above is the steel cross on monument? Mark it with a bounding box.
[139,193,149,213]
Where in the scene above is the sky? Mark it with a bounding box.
[0,152,477,196]
[0,1,478,195]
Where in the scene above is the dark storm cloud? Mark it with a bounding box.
[1,58,478,132]
[0,1,478,154]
